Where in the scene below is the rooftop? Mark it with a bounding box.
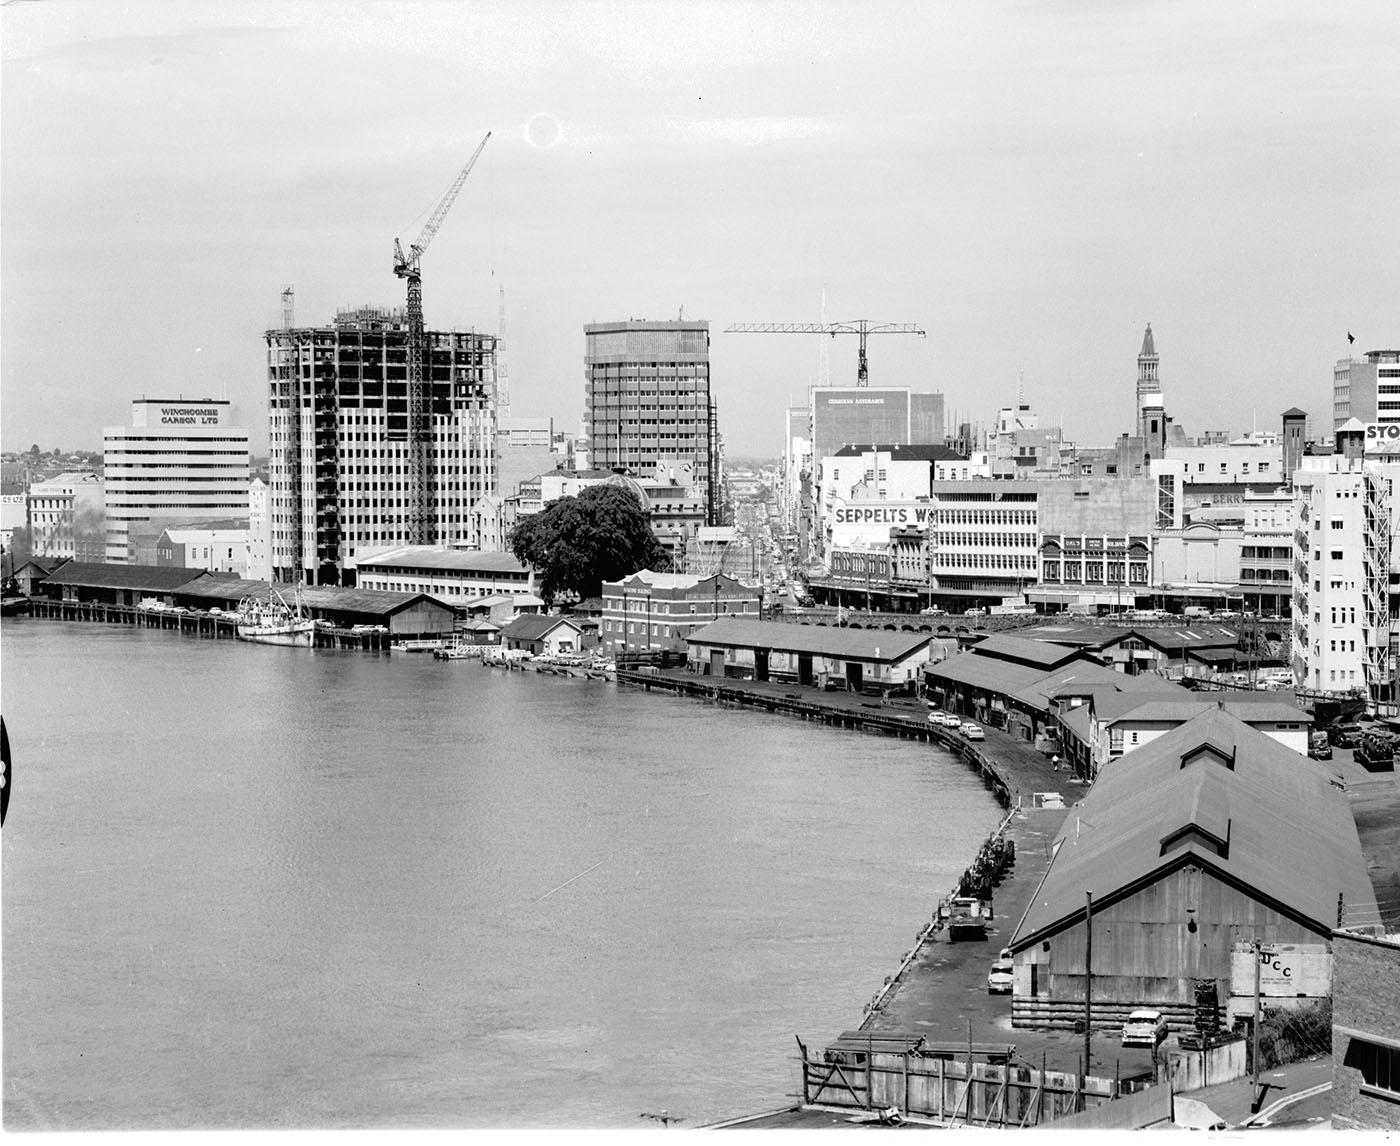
[354,547,529,573]
[686,618,929,662]
[1011,709,1377,948]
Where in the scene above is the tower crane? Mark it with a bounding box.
[724,320,926,387]
[394,130,491,544]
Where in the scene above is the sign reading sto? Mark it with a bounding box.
[1364,423,1400,455]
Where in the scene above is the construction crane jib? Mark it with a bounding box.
[393,130,491,545]
[725,320,925,387]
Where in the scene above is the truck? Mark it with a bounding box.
[1356,730,1398,772]
[1308,731,1333,761]
[990,601,1036,616]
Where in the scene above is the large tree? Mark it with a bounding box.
[510,482,665,605]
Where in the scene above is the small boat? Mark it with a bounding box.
[235,588,315,647]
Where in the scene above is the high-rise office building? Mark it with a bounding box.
[265,305,497,585]
[809,386,945,463]
[1333,348,1400,431]
[583,319,719,525]
[103,399,250,563]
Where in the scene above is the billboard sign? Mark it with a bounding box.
[829,499,934,547]
[1364,423,1400,455]
[1229,941,1331,999]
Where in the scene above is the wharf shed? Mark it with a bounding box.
[498,614,584,657]
[9,556,71,597]
[1096,625,1243,676]
[926,632,1182,746]
[32,561,213,606]
[1007,708,1378,1033]
[178,578,455,637]
[685,617,929,693]
[1067,691,1313,775]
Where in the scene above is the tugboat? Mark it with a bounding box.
[947,895,990,942]
[235,588,315,647]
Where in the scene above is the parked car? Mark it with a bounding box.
[960,722,985,741]
[987,958,1014,995]
[920,606,946,616]
[1121,1009,1169,1047]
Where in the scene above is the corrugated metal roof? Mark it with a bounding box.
[355,547,529,573]
[1106,626,1241,651]
[1011,710,1376,948]
[1009,664,1189,712]
[1024,624,1130,650]
[686,618,928,662]
[927,653,1049,696]
[969,632,1094,669]
[499,614,581,641]
[179,578,452,618]
[1105,697,1312,726]
[42,562,212,593]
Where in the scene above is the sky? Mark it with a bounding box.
[2,0,1398,460]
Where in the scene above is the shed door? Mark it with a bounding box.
[709,650,725,677]
[798,654,814,686]
[754,648,770,682]
[846,662,864,691]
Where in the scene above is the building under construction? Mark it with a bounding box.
[266,305,497,585]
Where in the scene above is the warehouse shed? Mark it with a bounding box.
[1008,708,1377,1034]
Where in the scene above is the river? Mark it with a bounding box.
[1,620,1000,1129]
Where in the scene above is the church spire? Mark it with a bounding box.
[1140,323,1156,359]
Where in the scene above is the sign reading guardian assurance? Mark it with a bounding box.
[830,500,933,547]
[1365,423,1400,455]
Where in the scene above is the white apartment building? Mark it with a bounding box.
[155,528,249,576]
[354,547,537,602]
[1292,456,1391,703]
[26,472,104,561]
[103,399,251,563]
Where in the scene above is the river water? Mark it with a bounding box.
[1,621,1000,1130]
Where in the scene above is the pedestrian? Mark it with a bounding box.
[1052,755,1060,772]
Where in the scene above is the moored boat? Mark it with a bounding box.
[235,588,315,647]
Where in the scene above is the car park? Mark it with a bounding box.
[986,958,1014,994]
[1121,1009,1169,1047]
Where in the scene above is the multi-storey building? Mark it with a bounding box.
[583,319,718,525]
[928,479,1039,601]
[26,472,104,562]
[599,570,759,655]
[265,306,497,585]
[1292,455,1391,705]
[247,477,272,582]
[1333,348,1400,431]
[354,547,536,603]
[103,399,250,563]
[155,528,248,576]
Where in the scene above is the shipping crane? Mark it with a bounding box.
[725,320,926,387]
[394,130,491,544]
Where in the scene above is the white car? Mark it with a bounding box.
[987,958,1014,994]
[1121,1009,1169,1047]
[961,722,985,741]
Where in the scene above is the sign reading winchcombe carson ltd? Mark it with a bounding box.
[158,405,223,426]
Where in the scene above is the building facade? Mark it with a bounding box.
[266,305,498,585]
[583,319,718,525]
[600,570,758,655]
[1292,456,1392,706]
[26,472,105,562]
[155,528,249,576]
[1333,349,1400,431]
[353,547,536,604]
[103,399,251,564]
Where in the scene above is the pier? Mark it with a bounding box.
[23,599,391,651]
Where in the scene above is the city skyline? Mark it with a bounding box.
[3,2,1398,458]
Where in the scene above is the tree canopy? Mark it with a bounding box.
[509,482,666,605]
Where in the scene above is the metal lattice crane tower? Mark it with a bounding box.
[394,131,491,544]
[725,320,926,387]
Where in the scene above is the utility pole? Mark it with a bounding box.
[1251,937,1262,1097]
[1084,890,1094,1086]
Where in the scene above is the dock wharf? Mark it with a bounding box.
[23,598,392,651]
[615,667,1083,809]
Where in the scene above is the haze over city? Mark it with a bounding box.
[2,1,1398,456]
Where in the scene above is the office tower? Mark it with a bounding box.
[1333,348,1400,431]
[583,319,718,524]
[103,398,250,563]
[265,305,497,585]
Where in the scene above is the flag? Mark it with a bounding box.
[1348,331,1355,345]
